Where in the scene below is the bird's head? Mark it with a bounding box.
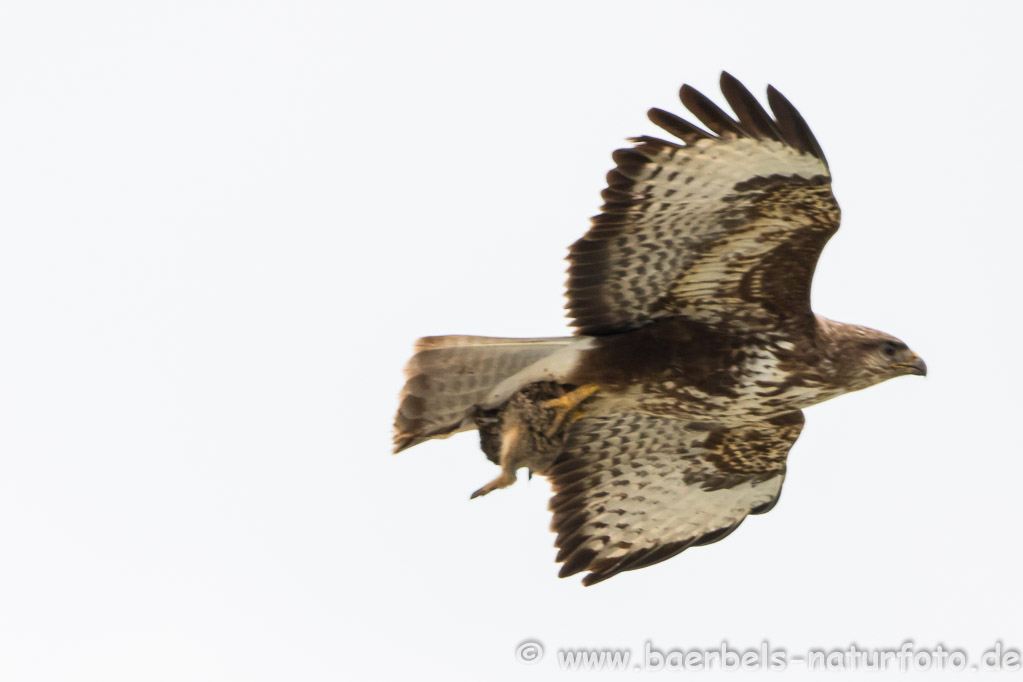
[824,322,927,391]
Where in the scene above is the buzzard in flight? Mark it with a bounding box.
[393,73,926,586]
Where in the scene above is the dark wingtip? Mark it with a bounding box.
[766,83,829,168]
[647,107,712,145]
[581,571,614,587]
[719,72,784,142]
[679,83,745,138]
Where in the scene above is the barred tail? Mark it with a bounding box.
[393,335,573,453]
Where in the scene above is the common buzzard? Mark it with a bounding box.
[393,73,926,586]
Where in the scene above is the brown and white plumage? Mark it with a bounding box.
[568,73,838,334]
[550,411,803,585]
[393,73,926,585]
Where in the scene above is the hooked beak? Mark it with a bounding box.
[892,352,927,376]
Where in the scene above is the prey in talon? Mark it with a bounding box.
[470,382,596,498]
[541,384,600,435]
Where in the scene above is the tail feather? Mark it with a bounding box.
[393,335,572,453]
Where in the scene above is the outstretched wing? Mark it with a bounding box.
[549,410,804,586]
[566,72,840,335]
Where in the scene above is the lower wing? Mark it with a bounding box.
[549,410,804,585]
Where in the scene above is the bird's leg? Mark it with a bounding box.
[541,384,599,436]
[470,425,522,499]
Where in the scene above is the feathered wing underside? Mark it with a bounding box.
[566,72,840,335]
[549,410,805,585]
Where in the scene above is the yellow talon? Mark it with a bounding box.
[541,384,600,435]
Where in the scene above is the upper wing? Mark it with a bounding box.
[549,410,804,586]
[566,72,840,335]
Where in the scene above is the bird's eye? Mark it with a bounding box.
[882,342,897,357]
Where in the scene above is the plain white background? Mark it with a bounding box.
[1,1,1020,680]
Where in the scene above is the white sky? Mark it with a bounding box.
[1,1,1021,680]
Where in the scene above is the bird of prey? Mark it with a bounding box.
[393,73,926,586]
